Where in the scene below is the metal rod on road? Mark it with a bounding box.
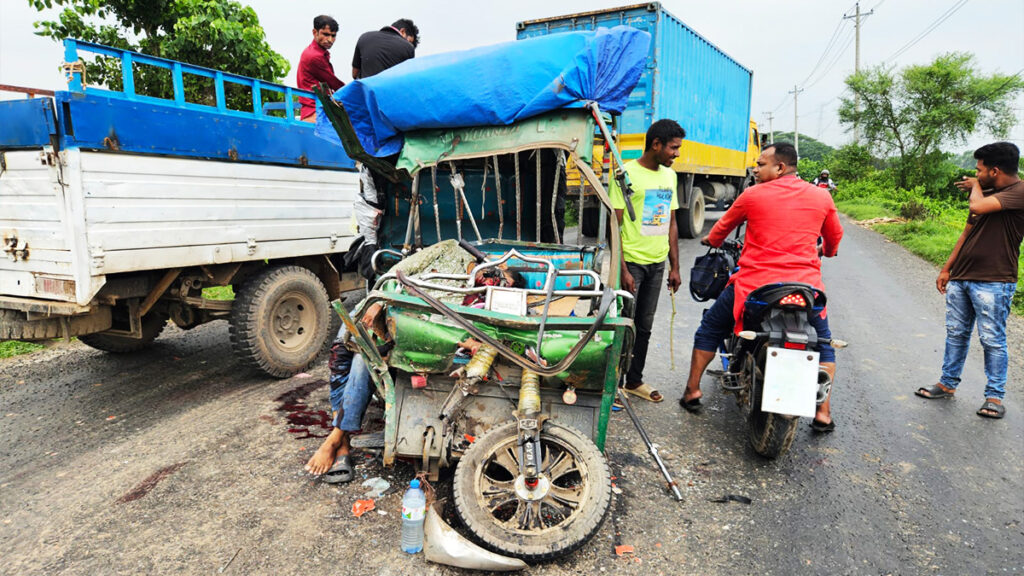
[616,387,684,502]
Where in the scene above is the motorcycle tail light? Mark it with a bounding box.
[779,293,807,307]
[783,342,807,350]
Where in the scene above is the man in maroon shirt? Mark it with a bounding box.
[916,142,1023,419]
[297,15,344,122]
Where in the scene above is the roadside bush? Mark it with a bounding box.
[828,144,877,183]
[899,199,930,220]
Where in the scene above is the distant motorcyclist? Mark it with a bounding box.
[812,169,837,194]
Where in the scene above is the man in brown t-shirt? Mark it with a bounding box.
[916,142,1023,419]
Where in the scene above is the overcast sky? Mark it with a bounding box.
[1,0,1022,151]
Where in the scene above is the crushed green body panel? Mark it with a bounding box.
[386,306,615,388]
[396,111,595,175]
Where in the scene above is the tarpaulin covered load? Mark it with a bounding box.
[316,26,650,158]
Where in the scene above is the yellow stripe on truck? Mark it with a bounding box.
[566,135,748,188]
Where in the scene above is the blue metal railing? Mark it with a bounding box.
[63,39,312,123]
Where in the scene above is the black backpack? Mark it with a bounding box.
[689,247,734,302]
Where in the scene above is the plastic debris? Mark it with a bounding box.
[294,372,312,378]
[362,477,391,498]
[352,499,375,517]
[424,505,527,570]
[615,545,635,557]
[611,485,623,495]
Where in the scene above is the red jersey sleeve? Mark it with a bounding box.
[819,201,843,257]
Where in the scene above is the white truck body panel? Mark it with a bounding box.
[0,149,359,306]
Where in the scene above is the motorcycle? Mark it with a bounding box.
[707,238,846,458]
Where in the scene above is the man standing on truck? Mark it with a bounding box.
[611,119,685,403]
[351,19,419,80]
[680,143,843,431]
[297,15,345,122]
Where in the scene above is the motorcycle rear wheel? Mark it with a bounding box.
[745,347,798,458]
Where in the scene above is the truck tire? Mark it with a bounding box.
[678,187,705,239]
[229,265,332,378]
[0,307,112,341]
[79,312,168,353]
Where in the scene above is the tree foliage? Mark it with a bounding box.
[839,52,1023,191]
[769,132,834,162]
[28,0,289,108]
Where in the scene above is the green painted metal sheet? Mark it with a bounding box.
[396,110,595,175]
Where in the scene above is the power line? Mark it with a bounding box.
[797,18,849,88]
[883,0,968,63]
[803,27,857,90]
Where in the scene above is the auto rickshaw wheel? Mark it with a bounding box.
[453,421,612,562]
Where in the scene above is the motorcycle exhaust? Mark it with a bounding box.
[816,368,833,405]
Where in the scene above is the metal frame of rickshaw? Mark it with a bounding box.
[319,94,638,467]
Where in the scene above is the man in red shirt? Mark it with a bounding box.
[680,143,844,431]
[297,15,345,122]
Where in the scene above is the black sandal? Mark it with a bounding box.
[679,396,702,413]
[810,418,836,433]
[915,384,954,399]
[321,454,354,484]
[977,400,1006,419]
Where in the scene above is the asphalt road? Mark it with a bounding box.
[1,214,1022,575]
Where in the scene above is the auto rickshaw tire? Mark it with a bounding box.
[228,265,331,378]
[678,188,705,239]
[452,421,612,563]
[79,311,167,353]
[746,347,798,458]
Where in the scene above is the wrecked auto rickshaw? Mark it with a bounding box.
[315,26,650,562]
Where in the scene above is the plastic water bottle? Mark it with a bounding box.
[401,479,426,553]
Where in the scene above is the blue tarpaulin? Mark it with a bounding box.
[316,26,650,157]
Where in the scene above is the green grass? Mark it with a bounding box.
[202,286,235,300]
[836,198,1024,316]
[0,340,45,359]
[834,198,897,221]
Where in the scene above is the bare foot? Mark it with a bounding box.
[682,388,702,404]
[305,428,343,475]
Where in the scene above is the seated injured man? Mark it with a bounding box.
[304,239,486,482]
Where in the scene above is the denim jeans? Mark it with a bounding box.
[625,260,665,385]
[940,280,1017,400]
[692,284,836,363]
[328,335,374,432]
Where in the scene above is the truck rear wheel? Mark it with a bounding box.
[229,265,331,378]
[79,312,168,353]
[679,188,705,239]
[0,307,112,341]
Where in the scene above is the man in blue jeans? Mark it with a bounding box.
[916,142,1023,419]
[304,335,374,483]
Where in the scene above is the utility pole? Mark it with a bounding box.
[844,1,874,144]
[763,111,774,144]
[790,85,803,156]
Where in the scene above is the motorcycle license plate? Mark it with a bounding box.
[761,347,819,418]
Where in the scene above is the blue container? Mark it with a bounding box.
[516,3,753,155]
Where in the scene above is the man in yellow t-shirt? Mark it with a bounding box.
[610,119,684,402]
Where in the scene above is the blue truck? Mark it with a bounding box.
[0,40,360,377]
[517,2,762,238]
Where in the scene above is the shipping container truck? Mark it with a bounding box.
[0,40,361,377]
[516,2,762,238]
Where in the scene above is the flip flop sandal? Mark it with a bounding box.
[915,384,954,399]
[976,401,1006,419]
[810,418,836,433]
[624,383,663,403]
[679,396,702,413]
[322,454,354,484]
